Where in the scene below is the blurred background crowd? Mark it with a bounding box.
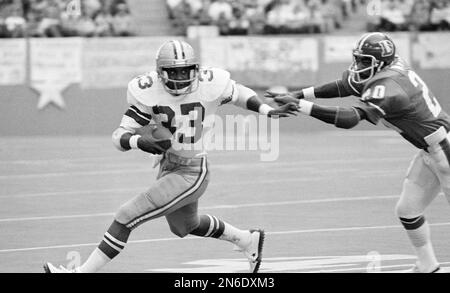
[167,0,450,35]
[0,0,133,37]
[368,0,450,32]
[0,0,449,38]
[167,0,361,35]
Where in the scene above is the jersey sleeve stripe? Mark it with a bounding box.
[125,108,151,126]
[367,102,386,116]
[130,105,152,120]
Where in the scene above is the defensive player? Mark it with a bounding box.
[267,32,450,273]
[43,40,297,273]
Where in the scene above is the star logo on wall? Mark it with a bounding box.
[32,81,69,110]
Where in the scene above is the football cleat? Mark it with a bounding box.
[233,229,265,273]
[43,262,79,273]
[403,262,440,273]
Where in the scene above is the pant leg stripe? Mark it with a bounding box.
[126,158,208,229]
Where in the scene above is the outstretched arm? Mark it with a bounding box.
[265,79,355,101]
[293,80,354,99]
[223,83,298,117]
[297,99,367,129]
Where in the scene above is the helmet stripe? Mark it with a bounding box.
[179,41,186,59]
[170,40,178,59]
[358,32,377,50]
[172,40,184,60]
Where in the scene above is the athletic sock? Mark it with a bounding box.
[190,214,251,248]
[79,220,131,273]
[400,216,439,272]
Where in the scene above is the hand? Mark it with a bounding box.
[265,90,303,100]
[135,124,172,154]
[137,136,172,155]
[267,102,299,118]
[264,91,302,107]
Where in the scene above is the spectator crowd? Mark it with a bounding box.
[2,0,448,38]
[166,0,364,35]
[368,0,450,32]
[0,0,134,37]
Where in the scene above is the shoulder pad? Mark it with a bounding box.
[127,71,163,106]
[198,67,232,102]
[361,76,408,108]
[364,69,401,92]
[365,58,409,88]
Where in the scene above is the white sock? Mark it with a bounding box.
[219,223,252,249]
[78,248,111,273]
[415,242,439,272]
[405,221,439,271]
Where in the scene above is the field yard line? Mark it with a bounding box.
[0,156,410,180]
[0,194,400,222]
[0,176,327,199]
[303,261,450,273]
[1,221,449,253]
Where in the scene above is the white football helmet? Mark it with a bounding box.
[156,40,199,95]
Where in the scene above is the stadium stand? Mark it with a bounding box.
[0,0,449,37]
[0,0,134,37]
[367,0,450,32]
[127,0,174,36]
[164,0,450,36]
[166,0,366,35]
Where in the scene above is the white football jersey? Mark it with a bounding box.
[119,67,251,158]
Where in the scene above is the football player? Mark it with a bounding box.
[266,32,450,273]
[43,40,297,273]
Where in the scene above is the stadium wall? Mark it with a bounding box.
[0,33,449,136]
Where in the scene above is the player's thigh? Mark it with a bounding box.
[396,152,440,217]
[165,201,200,237]
[428,144,450,203]
[116,170,209,230]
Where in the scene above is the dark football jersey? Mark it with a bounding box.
[348,57,450,149]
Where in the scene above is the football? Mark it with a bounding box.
[135,124,173,142]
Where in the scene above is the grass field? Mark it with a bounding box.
[1,131,450,273]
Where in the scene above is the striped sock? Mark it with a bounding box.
[98,220,130,259]
[79,220,131,273]
[190,214,251,249]
[190,214,225,238]
[400,216,439,271]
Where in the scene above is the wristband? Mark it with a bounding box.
[302,87,316,99]
[129,135,141,149]
[259,104,274,115]
[298,100,313,115]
